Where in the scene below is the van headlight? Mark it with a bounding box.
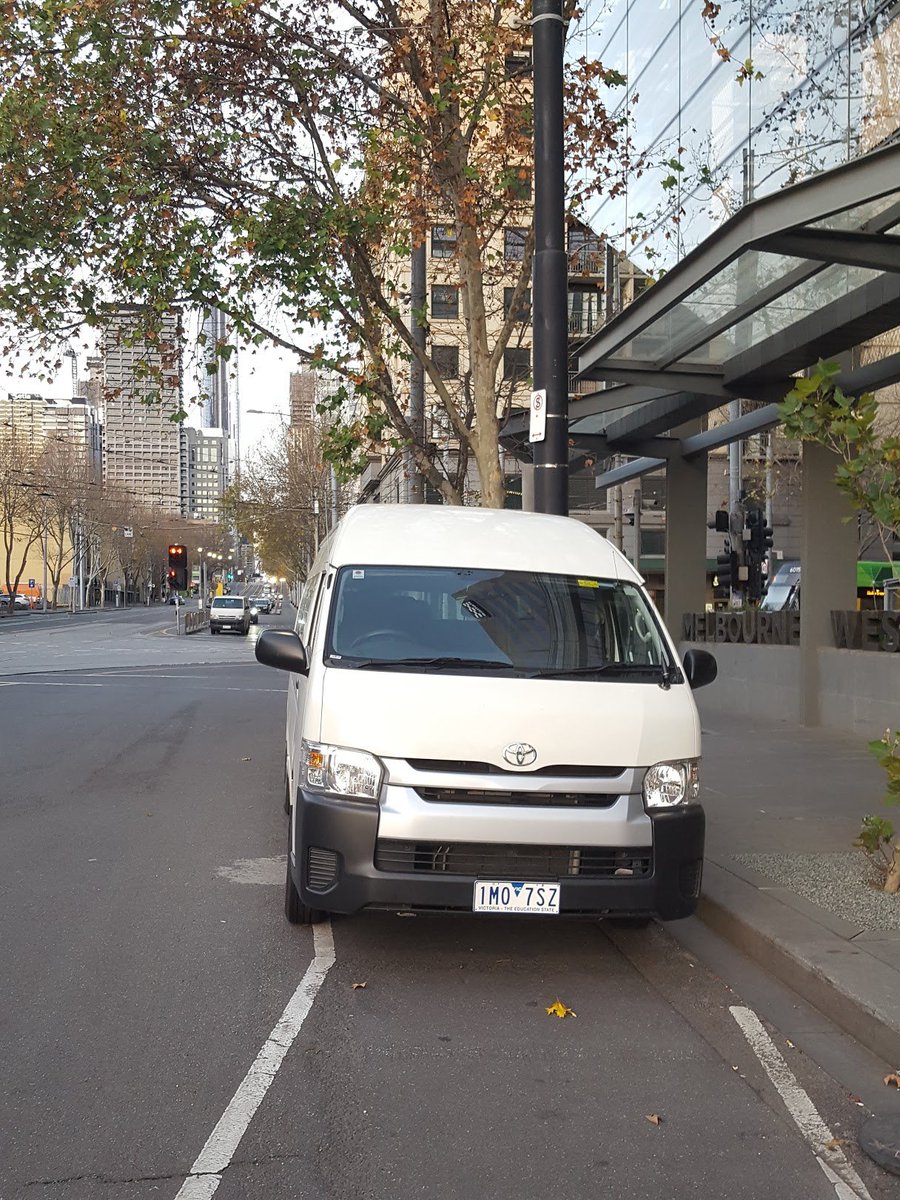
[302,740,383,802]
[643,760,700,808]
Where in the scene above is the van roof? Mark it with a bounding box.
[324,505,639,581]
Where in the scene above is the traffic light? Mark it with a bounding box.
[746,508,774,560]
[707,510,730,533]
[715,550,739,592]
[167,544,188,590]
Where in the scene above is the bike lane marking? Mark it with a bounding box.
[730,1005,873,1200]
[173,921,335,1200]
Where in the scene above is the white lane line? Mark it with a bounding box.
[729,1006,873,1200]
[174,921,335,1199]
[11,681,105,687]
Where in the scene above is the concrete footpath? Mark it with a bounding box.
[695,711,900,1065]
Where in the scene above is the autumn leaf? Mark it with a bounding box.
[645,1114,662,1125]
[351,981,367,990]
[884,1072,900,1088]
[545,999,576,1019]
[823,1137,848,1151]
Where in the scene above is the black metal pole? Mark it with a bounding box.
[531,0,568,515]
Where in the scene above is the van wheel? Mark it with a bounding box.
[284,857,325,926]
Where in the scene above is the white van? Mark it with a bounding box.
[255,506,717,926]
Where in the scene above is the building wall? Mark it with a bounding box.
[101,309,185,515]
[585,0,900,269]
[682,641,900,738]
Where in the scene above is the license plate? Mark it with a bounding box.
[473,880,560,915]
[222,623,232,628]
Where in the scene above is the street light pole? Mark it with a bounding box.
[531,0,569,516]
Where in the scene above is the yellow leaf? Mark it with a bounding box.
[884,1072,900,1088]
[545,999,576,1019]
[645,1114,661,1125]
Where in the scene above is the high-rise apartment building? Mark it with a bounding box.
[100,308,185,515]
[184,426,227,521]
[0,393,102,476]
[289,370,316,429]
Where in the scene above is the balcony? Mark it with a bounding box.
[567,247,605,278]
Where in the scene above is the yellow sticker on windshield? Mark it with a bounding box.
[577,579,600,588]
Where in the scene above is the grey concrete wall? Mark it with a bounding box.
[680,641,900,737]
[819,649,900,738]
[681,641,802,724]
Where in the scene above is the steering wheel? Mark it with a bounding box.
[346,629,415,654]
[633,610,655,645]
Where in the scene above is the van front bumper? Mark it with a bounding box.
[291,790,705,922]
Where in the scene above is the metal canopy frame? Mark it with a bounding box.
[498,143,900,475]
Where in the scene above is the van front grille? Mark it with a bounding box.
[414,787,618,808]
[406,758,624,779]
[374,841,651,880]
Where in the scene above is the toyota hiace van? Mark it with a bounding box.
[256,506,716,925]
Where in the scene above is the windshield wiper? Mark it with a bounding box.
[341,656,514,672]
[530,663,677,685]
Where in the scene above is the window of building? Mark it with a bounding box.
[503,287,531,322]
[503,347,531,383]
[505,49,532,78]
[431,345,460,379]
[504,227,527,261]
[431,284,459,320]
[640,529,666,557]
[431,224,457,258]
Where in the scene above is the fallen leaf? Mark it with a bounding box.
[351,982,367,990]
[848,1094,863,1105]
[545,999,576,1019]
[732,1065,739,1071]
[240,756,251,762]
[785,1039,795,1049]
[884,1073,900,1088]
[823,1137,848,1151]
[645,1114,661,1125]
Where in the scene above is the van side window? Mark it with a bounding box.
[306,574,328,646]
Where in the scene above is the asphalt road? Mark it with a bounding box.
[0,605,893,1199]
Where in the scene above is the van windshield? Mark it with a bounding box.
[326,566,676,678]
[212,597,243,609]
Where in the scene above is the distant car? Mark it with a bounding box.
[0,594,30,610]
[209,595,251,635]
[167,594,184,606]
[252,595,272,613]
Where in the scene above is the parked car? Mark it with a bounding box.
[255,505,717,928]
[0,593,31,610]
[167,594,184,606]
[209,595,251,635]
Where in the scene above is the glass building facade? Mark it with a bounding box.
[580,0,900,269]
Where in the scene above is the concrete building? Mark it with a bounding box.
[0,393,101,474]
[184,427,227,521]
[100,309,185,515]
[289,370,316,429]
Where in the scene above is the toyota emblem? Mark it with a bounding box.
[503,742,537,767]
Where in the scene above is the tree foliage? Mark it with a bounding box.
[779,361,900,571]
[0,0,627,506]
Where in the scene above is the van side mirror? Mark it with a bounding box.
[255,629,309,675]
[682,648,717,690]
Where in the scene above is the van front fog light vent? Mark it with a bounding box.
[307,847,338,892]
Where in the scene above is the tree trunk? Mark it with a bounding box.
[885,844,900,894]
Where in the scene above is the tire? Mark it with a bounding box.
[242,626,250,636]
[284,830,325,926]
[210,627,217,635]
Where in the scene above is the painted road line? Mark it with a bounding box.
[729,1006,873,1200]
[173,921,336,1199]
